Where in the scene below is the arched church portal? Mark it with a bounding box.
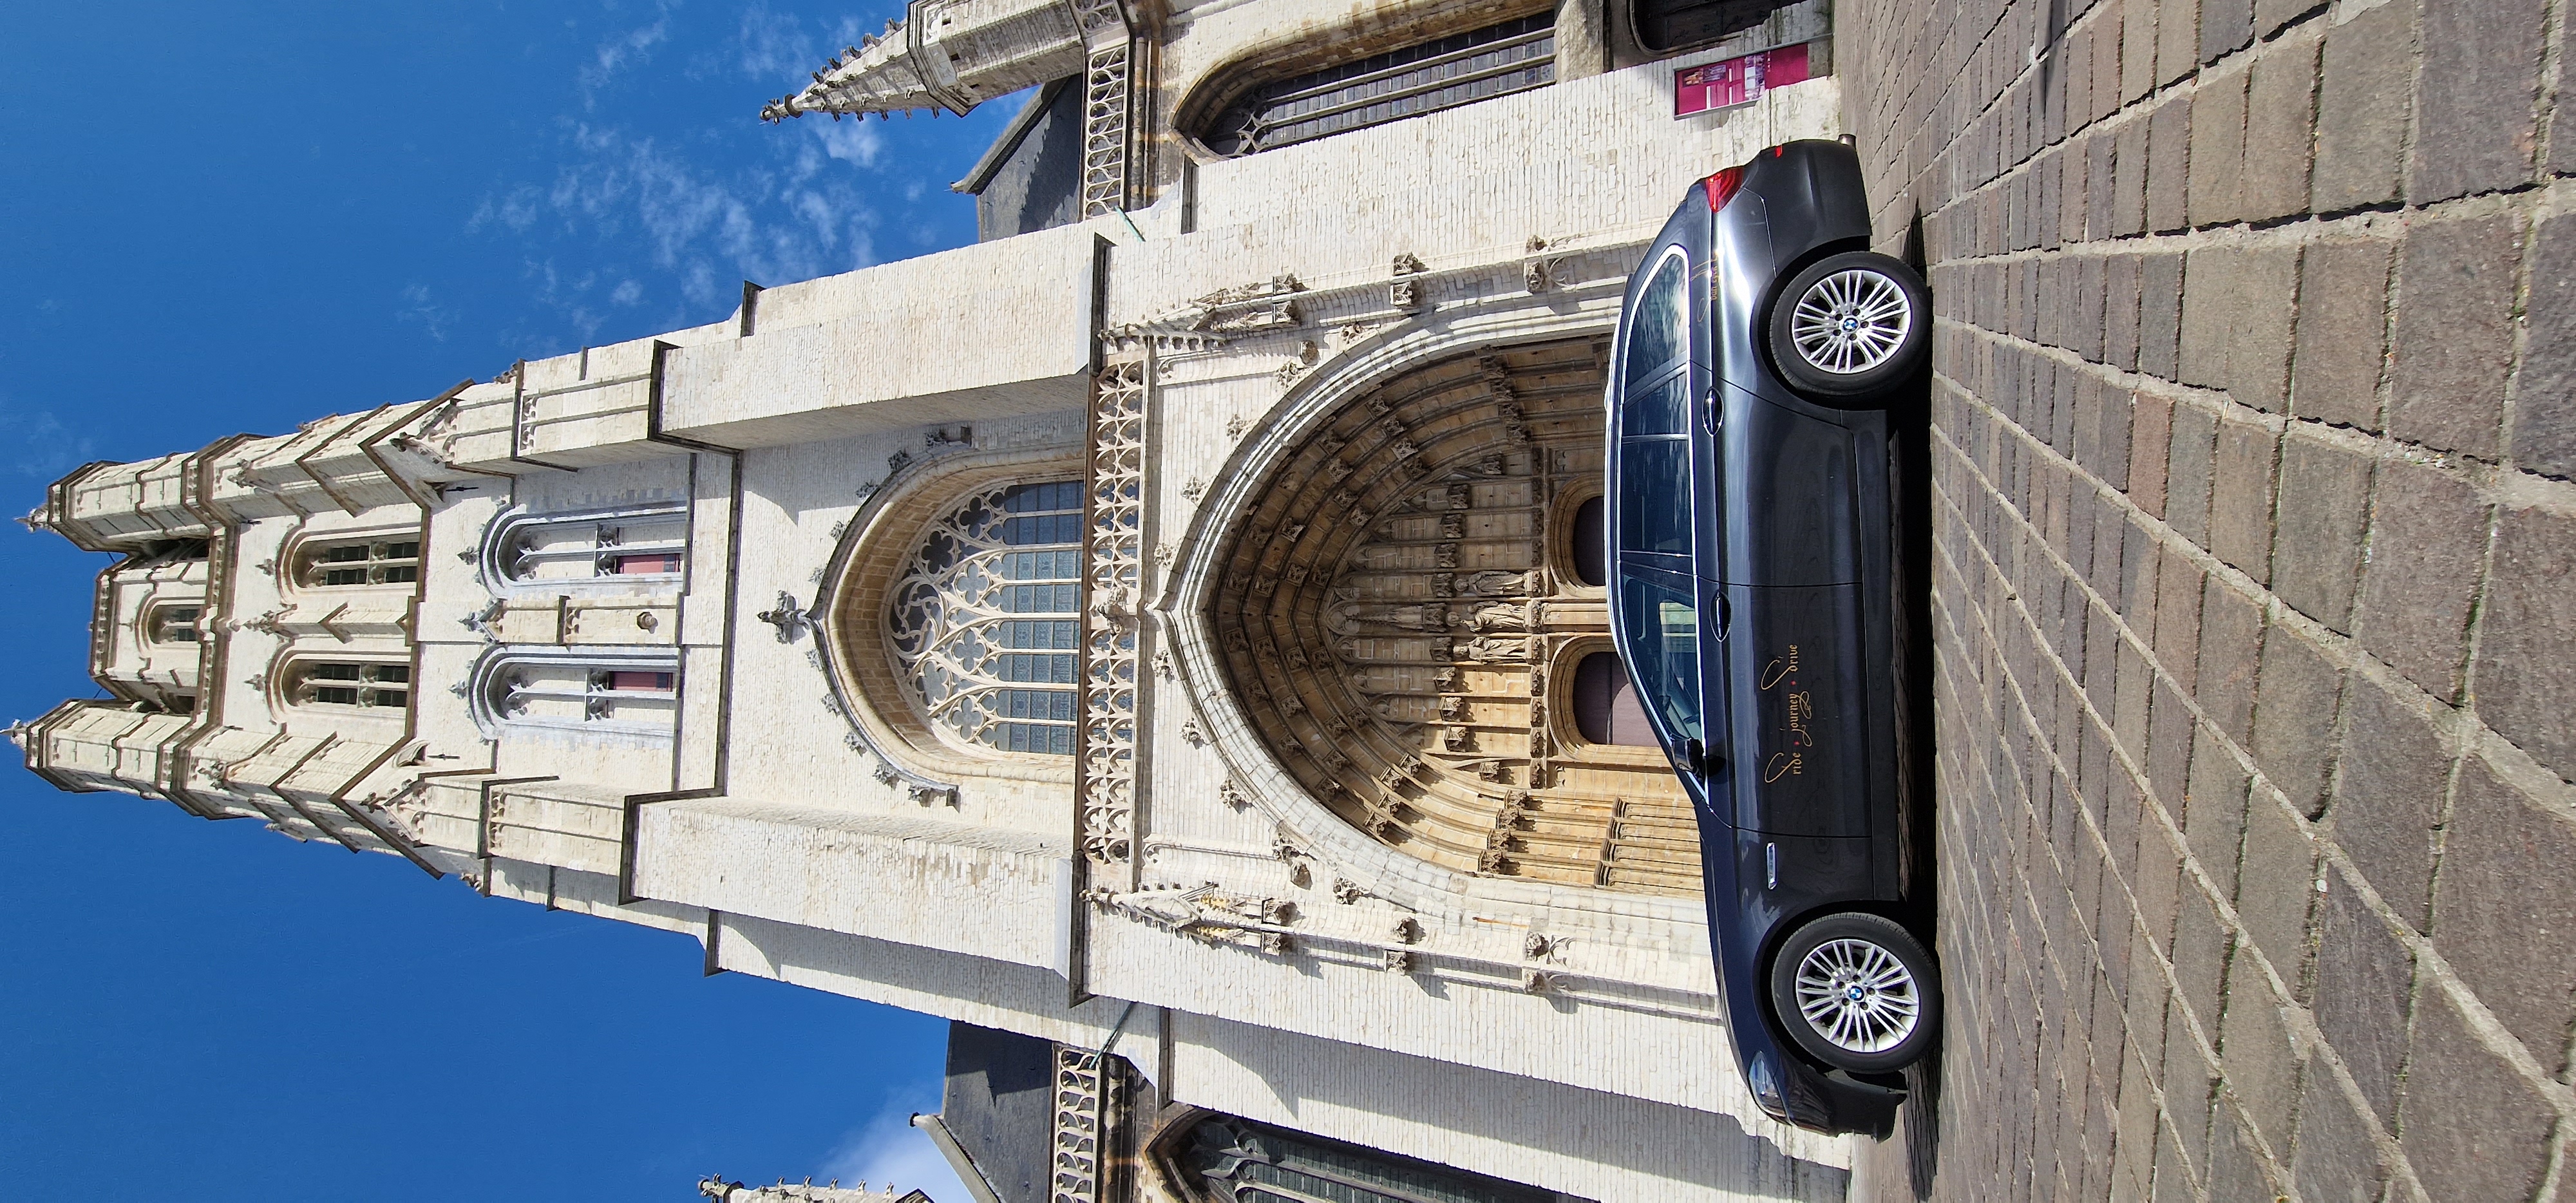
[1212,339,1701,896]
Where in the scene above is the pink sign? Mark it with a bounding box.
[1674,42,1812,118]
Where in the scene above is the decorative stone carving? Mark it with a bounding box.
[755,591,822,643]
[1209,341,1699,897]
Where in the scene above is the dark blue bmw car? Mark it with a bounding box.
[1605,138,1937,1137]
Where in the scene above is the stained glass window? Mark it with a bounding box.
[887,480,1084,755]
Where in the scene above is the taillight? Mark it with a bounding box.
[1702,166,1746,211]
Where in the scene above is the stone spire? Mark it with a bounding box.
[759,0,1103,122]
[697,1176,930,1203]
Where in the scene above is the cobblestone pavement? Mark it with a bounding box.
[1837,0,2576,1199]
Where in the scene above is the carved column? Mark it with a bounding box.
[1073,0,1142,215]
[1077,351,1150,891]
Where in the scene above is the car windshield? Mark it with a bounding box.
[1618,437,1693,556]
[1622,254,1687,381]
[1617,568,1703,744]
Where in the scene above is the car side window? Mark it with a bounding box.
[1622,253,1687,381]
[1621,370,1688,436]
[1618,438,1693,555]
[1616,567,1703,744]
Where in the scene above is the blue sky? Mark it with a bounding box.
[0,3,1018,1198]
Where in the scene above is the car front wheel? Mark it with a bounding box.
[1766,251,1932,404]
[1767,911,1941,1074]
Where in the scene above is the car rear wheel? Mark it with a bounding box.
[1768,911,1941,1074]
[1766,251,1931,404]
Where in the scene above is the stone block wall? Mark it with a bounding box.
[1841,1,2576,1199]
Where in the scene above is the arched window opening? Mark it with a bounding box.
[299,540,421,589]
[1570,495,1607,587]
[887,480,1083,755]
[1193,14,1556,158]
[1631,0,1794,55]
[292,661,410,710]
[1570,652,1658,746]
[482,505,689,589]
[466,650,679,737]
[146,604,202,645]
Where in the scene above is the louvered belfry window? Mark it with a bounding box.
[1198,14,1557,158]
[887,480,1084,755]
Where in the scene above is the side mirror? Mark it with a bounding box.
[1682,737,1707,777]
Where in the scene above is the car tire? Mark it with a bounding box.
[1765,251,1932,404]
[1768,911,1941,1074]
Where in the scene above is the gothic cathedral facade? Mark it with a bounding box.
[17,1,1863,1198]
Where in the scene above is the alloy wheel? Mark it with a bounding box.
[1792,936,1922,1054]
[1788,269,1914,375]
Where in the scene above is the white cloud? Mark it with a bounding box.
[817,1102,974,1203]
[578,4,678,106]
[814,118,885,169]
[397,281,453,342]
[0,392,99,482]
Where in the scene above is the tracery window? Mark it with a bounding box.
[146,603,202,645]
[1170,1115,1553,1203]
[887,480,1083,755]
[464,649,680,737]
[1194,15,1556,158]
[477,503,690,592]
[290,661,410,710]
[298,539,421,588]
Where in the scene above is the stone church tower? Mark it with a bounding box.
[15,1,1860,1198]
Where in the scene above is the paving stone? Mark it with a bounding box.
[2389,209,2524,460]
[2233,793,2319,999]
[2240,23,2319,223]
[2153,1113,2200,1202]
[2195,574,2260,744]
[2197,0,2253,64]
[2186,62,2249,228]
[2169,876,2233,1039]
[2252,0,2304,38]
[2289,236,2394,431]
[2269,428,2374,632]
[2158,0,2204,85]
[2206,413,2278,580]
[2148,677,2199,812]
[2290,1069,2391,1203]
[2311,0,2416,213]
[2249,620,2345,819]
[2124,0,2161,104]
[2138,252,2184,379]
[2184,731,2252,901]
[2432,755,2576,1074]
[2222,242,2300,415]
[2473,504,2576,782]
[2163,995,2222,1163]
[2327,672,2450,930]
[2154,545,2210,691]
[2217,960,2303,1153]
[2203,1100,2282,1202]
[2179,250,2234,392]
[2310,866,2416,1125]
[2398,986,2559,1203]
[2105,254,2143,370]
[2146,93,2193,233]
[2351,457,2487,702]
[2136,813,2188,956]
[2128,388,2173,516]
[2406,0,2545,204]
[2097,386,2136,493]
[2508,212,2576,479]
[2164,402,2217,545]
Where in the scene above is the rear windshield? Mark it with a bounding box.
[1618,438,1692,556]
[1622,254,1687,381]
[1618,568,1703,744]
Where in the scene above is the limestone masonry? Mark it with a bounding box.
[18,0,2576,1200]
